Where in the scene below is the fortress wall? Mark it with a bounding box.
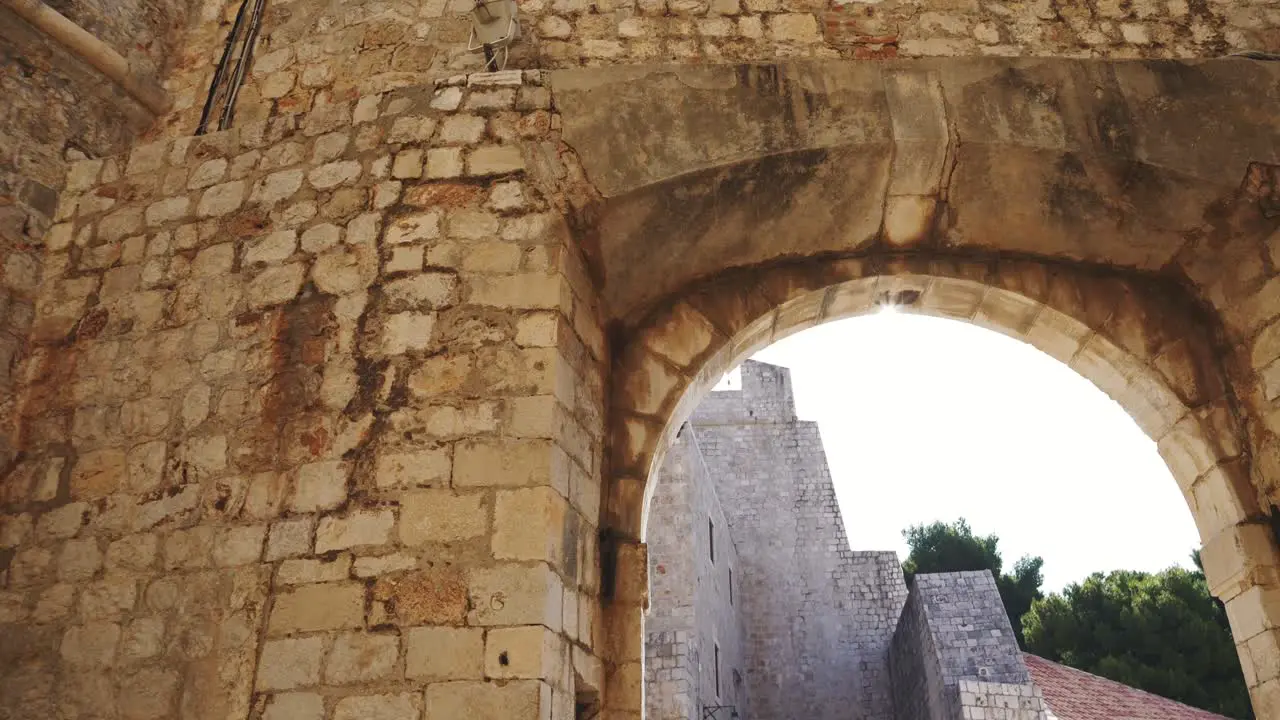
[686,360,907,720]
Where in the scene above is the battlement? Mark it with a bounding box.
[693,360,798,425]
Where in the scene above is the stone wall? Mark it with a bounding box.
[152,0,1280,141]
[911,572,1030,687]
[646,427,748,719]
[645,434,698,720]
[0,0,197,469]
[890,571,1046,720]
[0,70,611,720]
[890,581,950,720]
[688,360,908,720]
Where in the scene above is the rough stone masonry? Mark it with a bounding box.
[645,361,1048,720]
[2,0,1280,719]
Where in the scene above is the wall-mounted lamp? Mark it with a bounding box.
[468,0,521,71]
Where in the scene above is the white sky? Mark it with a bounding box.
[725,310,1201,592]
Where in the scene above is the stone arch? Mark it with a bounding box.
[600,252,1280,715]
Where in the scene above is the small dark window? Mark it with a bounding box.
[709,518,715,564]
[714,644,721,698]
[729,568,733,605]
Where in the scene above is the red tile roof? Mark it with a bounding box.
[1023,654,1232,720]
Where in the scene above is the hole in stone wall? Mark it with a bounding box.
[498,651,509,666]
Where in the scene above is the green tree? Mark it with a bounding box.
[1022,559,1252,719]
[901,519,1044,646]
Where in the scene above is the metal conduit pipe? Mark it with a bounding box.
[1,0,171,116]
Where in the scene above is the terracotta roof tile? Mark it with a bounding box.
[1023,653,1232,720]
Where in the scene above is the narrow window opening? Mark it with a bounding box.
[709,518,715,564]
[714,643,721,699]
[729,568,733,605]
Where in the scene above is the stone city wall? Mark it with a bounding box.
[891,571,1044,720]
[151,0,1280,141]
[0,70,612,720]
[646,427,749,720]
[645,433,698,720]
[954,680,1049,720]
[690,360,908,720]
[1,0,198,469]
[890,580,951,720]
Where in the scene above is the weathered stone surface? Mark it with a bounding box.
[324,632,399,683]
[269,582,365,634]
[316,509,395,552]
[257,637,325,690]
[405,626,484,680]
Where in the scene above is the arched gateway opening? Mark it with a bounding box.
[554,60,1280,718]
[600,261,1280,717]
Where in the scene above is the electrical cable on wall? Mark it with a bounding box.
[197,0,267,134]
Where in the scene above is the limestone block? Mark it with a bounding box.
[197,181,247,217]
[78,571,136,617]
[485,625,564,680]
[388,116,438,143]
[1202,522,1280,601]
[448,210,500,240]
[375,449,451,488]
[325,631,400,683]
[0,513,32,548]
[515,313,559,348]
[405,626,484,680]
[253,168,305,205]
[377,313,437,355]
[257,636,325,690]
[386,246,425,275]
[493,487,567,563]
[467,146,525,176]
[267,518,314,561]
[301,223,342,254]
[466,273,561,309]
[163,527,213,569]
[309,161,363,190]
[385,273,458,309]
[61,621,121,666]
[245,230,298,265]
[468,563,562,629]
[426,148,464,179]
[291,461,350,513]
[334,693,419,720]
[313,249,373,296]
[188,159,229,190]
[247,263,306,309]
[268,582,366,635]
[453,439,558,488]
[106,533,158,570]
[145,197,192,226]
[767,13,821,41]
[431,87,464,111]
[424,680,544,719]
[71,449,126,500]
[386,212,442,245]
[316,508,395,552]
[58,537,104,582]
[440,115,487,145]
[213,525,266,566]
[399,490,487,545]
[120,617,165,661]
[393,149,425,179]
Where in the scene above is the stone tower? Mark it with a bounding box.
[647,360,908,720]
